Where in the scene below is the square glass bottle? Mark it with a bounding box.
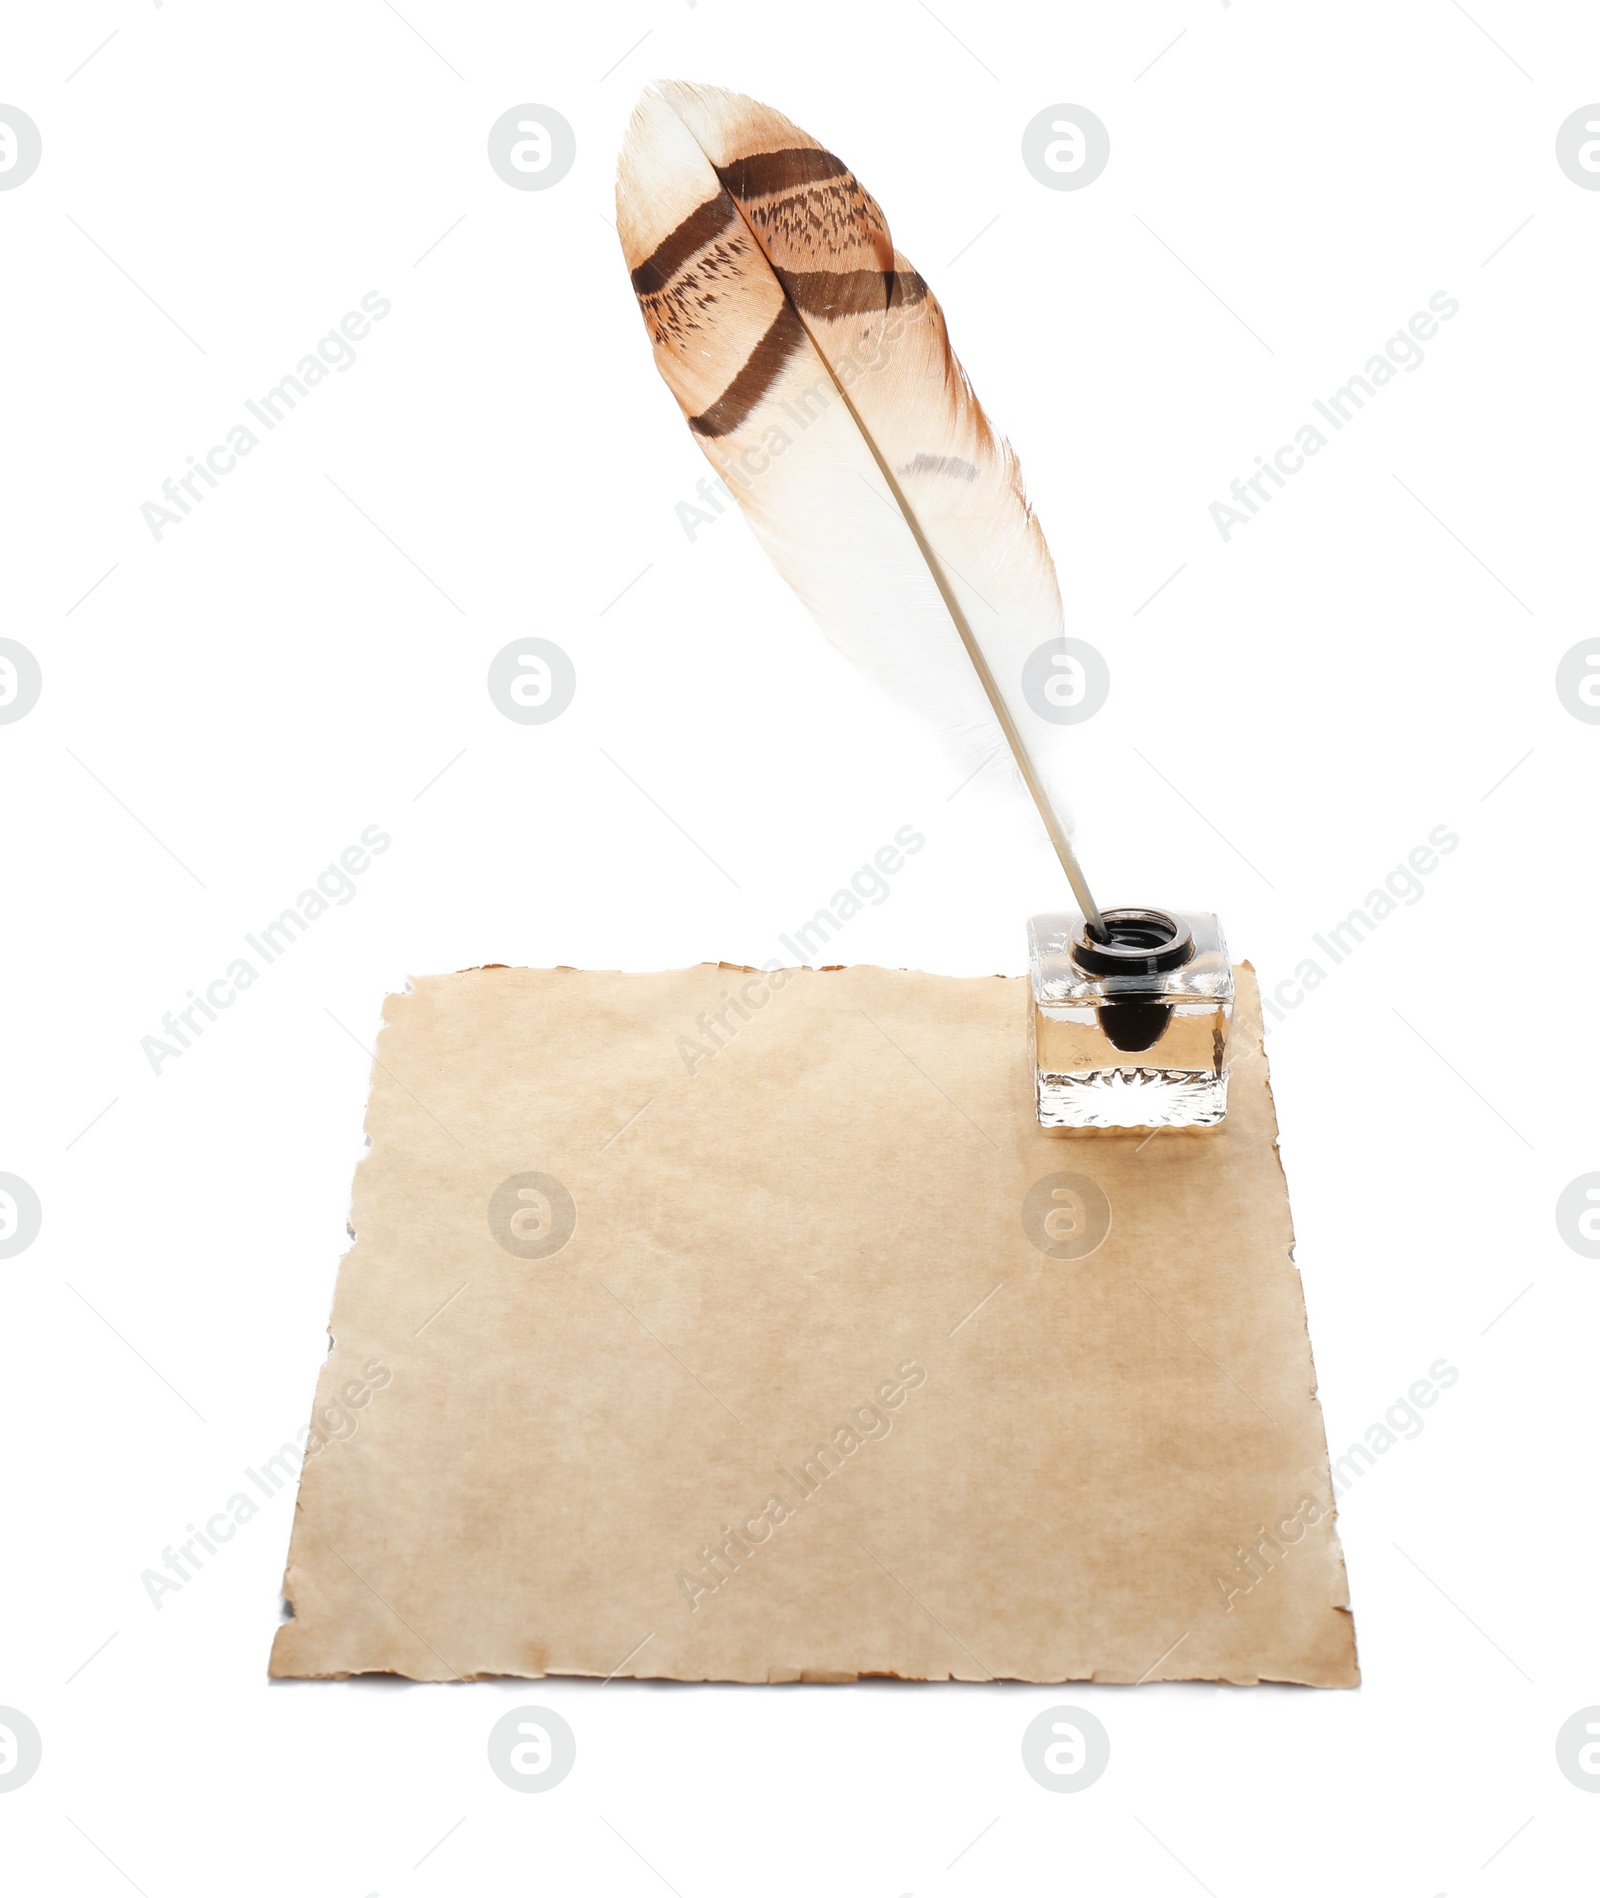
[1029,908,1233,1129]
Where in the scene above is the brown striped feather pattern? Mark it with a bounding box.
[616,84,1092,904]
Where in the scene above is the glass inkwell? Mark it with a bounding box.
[1029,907,1233,1130]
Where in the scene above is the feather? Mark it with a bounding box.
[615,82,1102,929]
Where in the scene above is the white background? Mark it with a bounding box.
[3,1,1598,1892]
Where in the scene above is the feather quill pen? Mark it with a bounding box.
[616,83,1103,931]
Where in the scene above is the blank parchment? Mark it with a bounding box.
[270,961,1357,1687]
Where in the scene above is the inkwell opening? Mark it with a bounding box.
[1069,908,1194,1055]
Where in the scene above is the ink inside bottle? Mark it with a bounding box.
[1028,908,1233,1129]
